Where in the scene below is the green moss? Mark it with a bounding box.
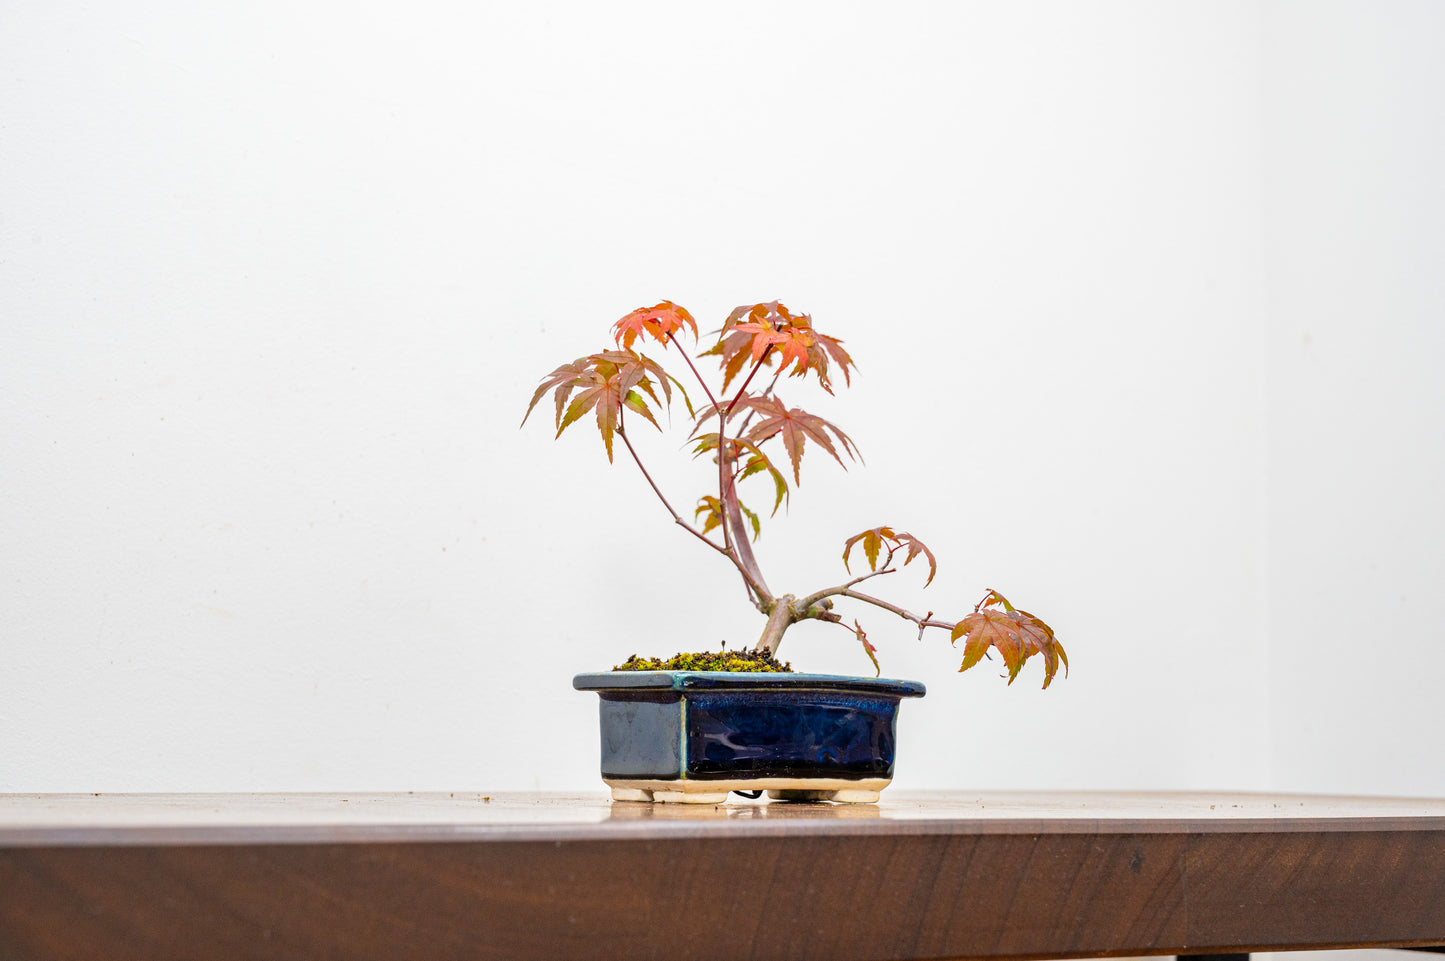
[612,650,794,673]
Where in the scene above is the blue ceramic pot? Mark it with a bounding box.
[573,671,926,803]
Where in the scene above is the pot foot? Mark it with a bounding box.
[609,788,654,802]
[650,790,729,804]
[767,789,881,804]
[605,777,890,803]
[610,786,729,804]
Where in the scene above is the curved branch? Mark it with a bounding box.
[712,345,776,608]
[616,421,732,561]
[719,439,773,606]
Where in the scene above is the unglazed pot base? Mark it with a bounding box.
[605,777,889,804]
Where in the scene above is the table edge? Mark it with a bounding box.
[5,812,1445,848]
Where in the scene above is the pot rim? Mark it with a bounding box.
[572,670,925,697]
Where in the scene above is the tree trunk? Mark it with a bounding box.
[753,595,797,656]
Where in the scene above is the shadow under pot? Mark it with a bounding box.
[572,671,926,803]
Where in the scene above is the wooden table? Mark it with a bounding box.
[2,792,1443,961]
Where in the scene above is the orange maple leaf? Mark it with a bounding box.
[612,301,698,351]
[739,395,859,485]
[951,592,1067,688]
[691,433,790,516]
[704,302,857,394]
[841,527,937,587]
[695,494,760,542]
[524,350,687,462]
[730,318,814,375]
[853,619,880,677]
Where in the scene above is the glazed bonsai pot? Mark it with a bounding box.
[573,671,926,803]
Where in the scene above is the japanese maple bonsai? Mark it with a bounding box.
[524,300,1067,686]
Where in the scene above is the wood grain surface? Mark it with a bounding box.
[2,792,1443,961]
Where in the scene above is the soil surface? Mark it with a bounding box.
[612,650,793,672]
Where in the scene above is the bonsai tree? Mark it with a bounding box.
[523,301,1067,687]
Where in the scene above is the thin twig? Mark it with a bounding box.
[797,546,899,612]
[797,568,896,612]
[837,588,958,633]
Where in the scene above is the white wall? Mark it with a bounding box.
[1,2,1439,798]
[1261,0,1445,796]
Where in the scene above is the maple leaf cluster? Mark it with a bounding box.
[836,528,1064,687]
[952,589,1068,689]
[524,300,1067,688]
[611,300,698,351]
[521,349,688,462]
[704,301,855,395]
[843,526,937,587]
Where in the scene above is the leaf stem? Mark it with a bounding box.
[663,332,720,413]
[725,348,774,418]
[732,366,785,439]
